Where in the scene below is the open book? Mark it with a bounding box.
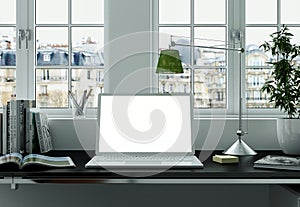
[0,153,76,169]
[254,155,300,171]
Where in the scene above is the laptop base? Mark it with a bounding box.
[85,155,203,169]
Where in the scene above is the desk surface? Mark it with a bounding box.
[1,150,300,184]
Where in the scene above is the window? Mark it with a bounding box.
[0,0,16,106]
[245,0,300,109]
[0,0,104,109]
[158,0,227,109]
[157,0,300,113]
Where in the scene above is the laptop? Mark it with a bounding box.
[85,94,203,169]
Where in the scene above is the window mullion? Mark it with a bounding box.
[238,0,246,116]
[229,0,246,115]
[16,0,30,99]
[150,0,158,93]
[27,0,35,100]
[190,0,194,96]
[227,0,235,114]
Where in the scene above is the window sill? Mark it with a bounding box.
[38,106,287,120]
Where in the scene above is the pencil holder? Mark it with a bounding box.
[69,90,91,118]
[70,98,88,118]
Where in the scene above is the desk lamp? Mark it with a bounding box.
[168,37,256,156]
[156,49,184,93]
[156,49,184,74]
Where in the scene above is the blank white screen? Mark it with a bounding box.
[98,95,192,153]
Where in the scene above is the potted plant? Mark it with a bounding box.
[260,25,300,154]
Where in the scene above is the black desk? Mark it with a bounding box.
[1,151,296,207]
[1,150,299,189]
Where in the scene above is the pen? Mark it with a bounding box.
[68,91,83,115]
[80,90,87,112]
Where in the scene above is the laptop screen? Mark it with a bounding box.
[97,94,192,153]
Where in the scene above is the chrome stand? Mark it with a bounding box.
[223,35,256,156]
[223,130,257,156]
[170,32,257,156]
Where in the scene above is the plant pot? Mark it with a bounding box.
[277,118,300,155]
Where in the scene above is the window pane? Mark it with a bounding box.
[36,69,68,108]
[282,0,300,24]
[0,27,16,50]
[36,0,68,24]
[0,27,17,66]
[158,69,191,94]
[246,27,276,108]
[72,27,104,66]
[246,68,274,108]
[194,0,225,24]
[287,27,300,45]
[72,0,104,24]
[194,68,226,108]
[0,0,16,24]
[246,27,276,66]
[0,69,16,107]
[246,0,277,24]
[159,27,190,64]
[194,27,226,67]
[246,27,300,108]
[36,27,68,66]
[159,0,190,24]
[71,69,104,107]
[288,27,300,67]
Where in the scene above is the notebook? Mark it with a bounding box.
[85,94,203,169]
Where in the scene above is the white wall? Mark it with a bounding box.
[104,0,153,94]
[49,118,280,151]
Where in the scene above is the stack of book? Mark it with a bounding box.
[0,100,53,155]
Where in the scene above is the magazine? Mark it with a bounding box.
[254,155,300,171]
[0,153,76,169]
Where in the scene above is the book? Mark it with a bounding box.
[19,100,35,153]
[0,153,76,169]
[0,113,2,154]
[6,102,11,154]
[212,154,239,164]
[35,112,53,153]
[2,105,7,154]
[25,109,40,154]
[254,155,300,171]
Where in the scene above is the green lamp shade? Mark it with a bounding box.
[156,49,183,74]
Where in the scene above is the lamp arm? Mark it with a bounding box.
[170,41,244,53]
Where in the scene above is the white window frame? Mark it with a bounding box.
[244,0,300,117]
[154,0,239,117]
[13,0,103,117]
[153,0,293,118]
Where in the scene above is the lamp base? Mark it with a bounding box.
[223,139,257,156]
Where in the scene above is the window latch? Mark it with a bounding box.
[18,29,25,49]
[18,29,31,50]
[25,29,31,50]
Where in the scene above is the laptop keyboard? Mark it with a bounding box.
[94,155,191,162]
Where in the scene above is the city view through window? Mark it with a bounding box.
[1,30,296,109]
[0,0,104,108]
[0,30,104,108]
[158,0,300,109]
[158,35,276,109]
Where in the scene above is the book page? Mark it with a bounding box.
[22,154,76,168]
[0,153,22,166]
